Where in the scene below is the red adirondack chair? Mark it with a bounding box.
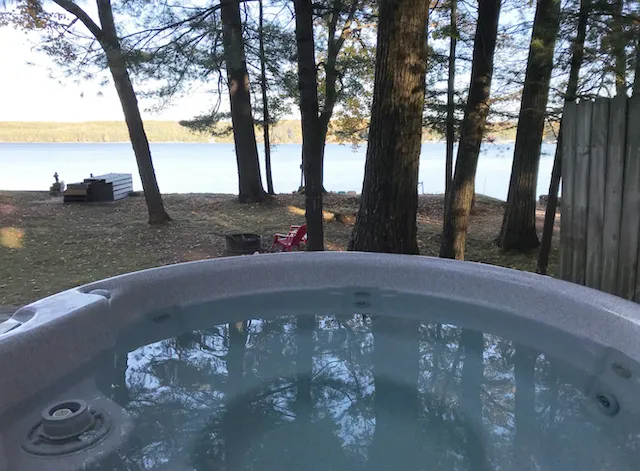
[271,224,307,252]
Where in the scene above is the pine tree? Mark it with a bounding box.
[440,0,502,260]
[220,0,266,202]
[499,0,562,252]
[348,0,429,254]
[293,0,325,250]
[8,0,170,223]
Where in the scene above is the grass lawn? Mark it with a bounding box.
[0,191,559,307]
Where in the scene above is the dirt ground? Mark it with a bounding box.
[0,191,559,307]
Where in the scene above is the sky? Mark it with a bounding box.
[0,3,534,124]
[0,27,211,122]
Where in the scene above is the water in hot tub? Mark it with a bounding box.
[89,314,640,471]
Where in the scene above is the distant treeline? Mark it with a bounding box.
[0,121,292,144]
[0,120,556,144]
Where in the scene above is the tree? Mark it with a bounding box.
[348,0,429,254]
[258,0,274,195]
[116,0,290,204]
[293,0,325,250]
[440,0,502,260]
[315,0,374,169]
[445,0,458,212]
[290,0,375,188]
[220,0,266,203]
[243,0,297,195]
[10,0,170,224]
[635,36,640,96]
[570,0,636,99]
[611,0,627,95]
[499,0,562,252]
[537,0,590,274]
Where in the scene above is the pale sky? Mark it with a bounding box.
[0,4,532,124]
[0,27,212,122]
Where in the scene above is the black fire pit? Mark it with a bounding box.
[223,233,262,255]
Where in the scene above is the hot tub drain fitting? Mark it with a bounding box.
[22,399,112,456]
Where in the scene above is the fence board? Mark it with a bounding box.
[601,96,627,295]
[618,95,640,300]
[560,95,640,303]
[631,95,640,302]
[634,108,640,301]
[571,100,592,285]
[585,98,608,290]
[559,102,577,281]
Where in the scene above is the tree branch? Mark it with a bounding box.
[335,0,360,52]
[51,0,103,42]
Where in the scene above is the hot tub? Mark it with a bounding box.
[1,252,640,471]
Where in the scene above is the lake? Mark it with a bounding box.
[0,142,557,200]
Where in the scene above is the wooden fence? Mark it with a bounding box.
[559,95,640,301]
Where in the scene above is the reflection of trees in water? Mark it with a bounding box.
[221,321,249,470]
[460,329,490,471]
[294,315,314,420]
[313,314,373,461]
[513,345,538,471]
[370,316,421,469]
[91,316,640,471]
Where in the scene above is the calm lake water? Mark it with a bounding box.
[0,142,557,200]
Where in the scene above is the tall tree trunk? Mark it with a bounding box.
[317,61,336,195]
[612,0,627,96]
[96,0,170,225]
[439,0,502,260]
[445,0,457,213]
[499,0,562,252]
[294,0,324,251]
[312,109,332,199]
[537,0,589,274]
[460,329,489,471]
[634,36,640,96]
[220,0,266,203]
[316,0,345,193]
[537,145,562,273]
[301,0,358,195]
[259,0,274,195]
[348,0,429,254]
[513,345,538,471]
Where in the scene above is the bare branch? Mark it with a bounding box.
[51,0,104,42]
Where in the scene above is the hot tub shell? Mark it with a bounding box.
[1,252,640,470]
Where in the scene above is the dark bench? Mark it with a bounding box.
[64,173,133,203]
